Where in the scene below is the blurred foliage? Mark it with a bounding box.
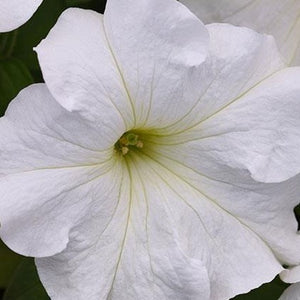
[10,0,65,81]
[0,241,22,291]
[2,258,49,300]
[0,58,33,115]
[0,0,298,299]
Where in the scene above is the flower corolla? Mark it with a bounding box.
[1,0,300,299]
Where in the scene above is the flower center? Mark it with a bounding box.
[115,132,144,155]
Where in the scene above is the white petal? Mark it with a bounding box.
[104,0,209,127]
[207,67,300,183]
[0,84,120,256]
[36,158,211,300]
[145,102,300,265]
[279,283,300,300]
[129,154,283,300]
[1,84,123,172]
[0,162,116,257]
[0,0,42,32]
[35,8,135,129]
[35,152,284,300]
[163,67,300,183]
[152,23,284,136]
[181,0,300,66]
[281,265,300,284]
[139,144,300,295]
[145,124,300,266]
[148,25,300,183]
[36,161,127,300]
[37,3,209,129]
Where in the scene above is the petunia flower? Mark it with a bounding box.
[0,0,43,32]
[1,0,300,299]
[279,283,300,300]
[180,0,300,66]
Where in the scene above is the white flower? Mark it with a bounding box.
[0,0,43,32]
[1,0,300,299]
[180,0,300,66]
[279,283,300,300]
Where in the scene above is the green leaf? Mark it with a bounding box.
[65,0,94,6]
[0,58,34,116]
[0,241,22,289]
[231,276,289,300]
[65,0,107,13]
[3,258,49,300]
[0,31,18,59]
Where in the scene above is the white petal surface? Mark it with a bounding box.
[36,158,211,300]
[36,9,135,129]
[0,84,122,256]
[0,0,42,32]
[36,3,209,129]
[181,0,300,66]
[36,152,284,300]
[104,0,209,127]
[279,283,300,300]
[141,144,300,268]
[152,24,284,135]
[1,84,124,174]
[148,24,300,183]
[36,160,128,299]
[201,67,300,183]
[281,265,300,284]
[158,67,300,183]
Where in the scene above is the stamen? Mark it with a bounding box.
[115,132,143,155]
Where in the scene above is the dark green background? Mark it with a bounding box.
[0,0,297,298]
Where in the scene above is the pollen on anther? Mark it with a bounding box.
[115,132,143,155]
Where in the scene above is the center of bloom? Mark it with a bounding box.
[115,131,144,155]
